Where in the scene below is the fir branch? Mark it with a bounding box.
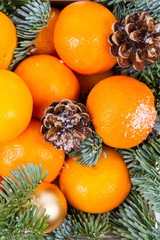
[68,131,106,167]
[101,0,160,23]
[8,0,51,70]
[99,0,135,21]
[0,205,49,240]
[70,208,111,239]
[45,214,79,240]
[0,163,48,239]
[120,136,160,213]
[134,0,160,23]
[0,0,32,15]
[110,191,158,240]
[47,208,111,240]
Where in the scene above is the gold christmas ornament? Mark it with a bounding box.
[31,182,67,233]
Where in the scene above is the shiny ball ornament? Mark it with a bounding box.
[31,182,67,233]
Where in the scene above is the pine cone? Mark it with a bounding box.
[109,11,160,71]
[41,99,92,152]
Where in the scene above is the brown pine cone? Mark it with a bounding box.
[109,11,160,71]
[41,99,92,152]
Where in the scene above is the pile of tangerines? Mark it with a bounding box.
[0,0,156,221]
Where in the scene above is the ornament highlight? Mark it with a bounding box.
[31,182,67,233]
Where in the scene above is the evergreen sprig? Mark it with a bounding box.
[68,131,106,167]
[0,163,48,239]
[1,205,49,240]
[0,0,32,15]
[110,191,159,240]
[8,0,51,70]
[45,214,79,240]
[47,208,111,240]
[134,0,160,23]
[103,0,135,20]
[103,0,160,22]
[120,135,160,213]
[70,208,111,239]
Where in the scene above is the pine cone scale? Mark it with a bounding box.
[118,56,131,68]
[118,43,130,58]
[41,99,92,152]
[109,11,160,70]
[44,126,59,142]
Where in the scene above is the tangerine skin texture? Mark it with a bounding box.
[59,145,131,213]
[0,120,65,182]
[0,70,33,143]
[75,69,114,96]
[0,12,17,69]
[54,1,117,75]
[86,76,156,148]
[14,55,80,120]
[30,8,61,56]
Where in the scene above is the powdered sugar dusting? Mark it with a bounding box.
[68,37,79,49]
[128,102,156,138]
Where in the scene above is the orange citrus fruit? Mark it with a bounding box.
[54,1,117,75]
[86,76,156,148]
[75,69,114,96]
[0,119,65,182]
[59,145,131,213]
[33,182,67,233]
[0,70,33,143]
[14,55,80,120]
[0,12,17,69]
[30,8,60,56]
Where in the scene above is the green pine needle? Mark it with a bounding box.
[68,131,106,168]
[47,207,111,240]
[120,135,160,213]
[110,191,158,240]
[103,0,160,22]
[102,0,135,20]
[70,208,111,239]
[8,0,51,70]
[45,214,79,240]
[0,0,32,15]
[134,0,160,23]
[0,163,49,239]
[1,205,49,240]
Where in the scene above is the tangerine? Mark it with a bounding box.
[30,8,61,56]
[54,1,117,75]
[14,55,80,120]
[86,76,156,148]
[0,119,65,182]
[0,70,33,143]
[0,12,17,69]
[75,69,114,96]
[59,145,131,213]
